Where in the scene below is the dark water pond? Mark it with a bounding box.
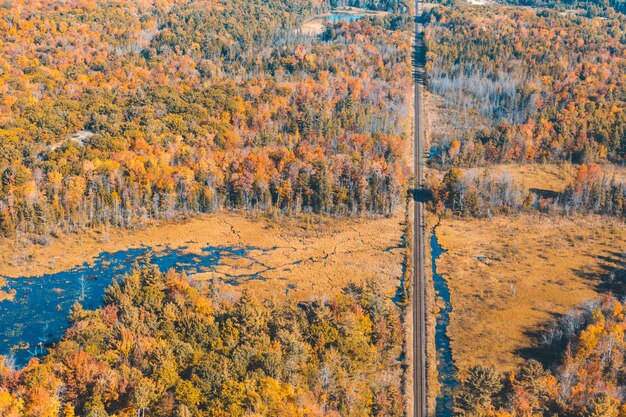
[0,245,255,367]
[432,232,457,417]
[328,12,365,22]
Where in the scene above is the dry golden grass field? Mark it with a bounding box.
[0,212,405,301]
[436,214,626,372]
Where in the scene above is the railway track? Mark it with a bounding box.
[412,0,427,416]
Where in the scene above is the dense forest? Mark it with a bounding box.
[421,4,626,222]
[425,6,626,165]
[0,267,404,416]
[0,0,412,239]
[331,0,409,10]
[506,0,626,16]
[453,295,626,417]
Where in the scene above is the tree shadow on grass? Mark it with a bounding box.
[529,188,561,200]
[515,311,568,370]
[576,249,626,294]
[514,249,625,370]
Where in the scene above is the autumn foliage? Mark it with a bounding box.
[0,0,412,239]
[0,267,405,416]
[454,295,626,417]
[426,6,626,165]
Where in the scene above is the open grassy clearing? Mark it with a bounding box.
[426,162,626,196]
[435,213,626,372]
[0,212,405,301]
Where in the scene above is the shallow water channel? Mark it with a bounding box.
[0,246,254,367]
[431,231,457,416]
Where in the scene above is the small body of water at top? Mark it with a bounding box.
[328,12,365,22]
[0,245,257,367]
[431,232,457,417]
